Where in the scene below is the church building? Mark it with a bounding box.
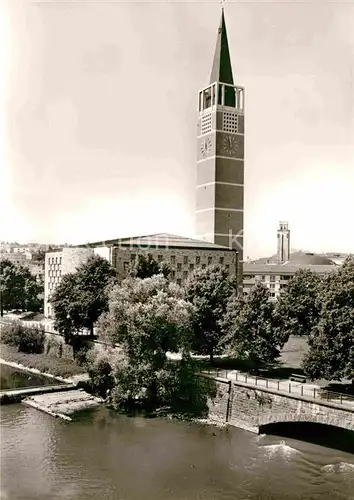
[44,10,243,317]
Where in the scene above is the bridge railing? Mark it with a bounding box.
[201,368,354,406]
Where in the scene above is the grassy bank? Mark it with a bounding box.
[0,343,86,379]
[190,336,310,380]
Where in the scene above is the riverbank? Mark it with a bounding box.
[0,343,88,384]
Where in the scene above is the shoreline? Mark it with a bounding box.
[0,359,226,429]
[0,357,88,385]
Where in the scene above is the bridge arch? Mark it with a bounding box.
[258,412,354,433]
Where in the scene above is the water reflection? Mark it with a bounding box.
[1,405,354,500]
[0,363,61,390]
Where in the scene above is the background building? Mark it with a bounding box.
[44,234,238,318]
[96,233,237,283]
[45,247,94,317]
[243,252,337,300]
[196,10,244,285]
[0,249,45,283]
[0,251,28,265]
[242,221,351,299]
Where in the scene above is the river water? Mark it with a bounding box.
[1,404,354,500]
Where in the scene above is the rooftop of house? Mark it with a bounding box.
[287,251,336,266]
[244,260,336,276]
[249,251,338,267]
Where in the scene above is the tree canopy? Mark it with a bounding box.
[0,259,43,316]
[50,256,116,343]
[128,253,170,279]
[31,249,46,263]
[273,269,324,338]
[98,274,197,410]
[302,256,354,381]
[184,265,237,363]
[222,282,289,368]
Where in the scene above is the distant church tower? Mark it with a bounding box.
[277,221,290,263]
[196,9,244,280]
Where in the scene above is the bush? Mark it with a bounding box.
[88,358,114,398]
[19,325,45,354]
[86,348,119,398]
[44,334,65,357]
[72,338,92,366]
[1,321,22,346]
[1,320,45,354]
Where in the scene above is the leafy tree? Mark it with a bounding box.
[273,269,324,338]
[18,324,45,354]
[163,357,217,417]
[98,275,195,411]
[50,256,116,345]
[20,265,43,312]
[0,260,24,315]
[31,249,46,263]
[0,260,43,316]
[184,265,237,363]
[86,349,117,398]
[1,320,45,354]
[222,283,289,369]
[302,256,354,381]
[128,253,170,279]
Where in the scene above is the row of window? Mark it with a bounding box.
[48,281,58,290]
[244,274,292,281]
[123,260,230,274]
[49,263,61,271]
[129,253,226,266]
[244,290,277,298]
[244,283,287,295]
[268,283,288,290]
[48,269,61,278]
[48,256,62,265]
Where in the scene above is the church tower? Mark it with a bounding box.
[277,221,290,263]
[196,9,244,277]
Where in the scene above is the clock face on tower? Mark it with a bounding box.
[220,134,239,155]
[200,136,212,157]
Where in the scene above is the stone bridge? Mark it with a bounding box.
[207,378,354,434]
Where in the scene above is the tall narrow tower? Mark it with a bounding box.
[196,9,244,276]
[277,221,290,263]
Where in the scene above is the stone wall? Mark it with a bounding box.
[206,377,231,425]
[207,379,354,433]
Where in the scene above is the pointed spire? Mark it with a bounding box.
[210,9,234,85]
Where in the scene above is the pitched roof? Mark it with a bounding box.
[250,251,336,266]
[288,251,335,266]
[210,9,234,85]
[86,233,234,251]
[244,262,336,275]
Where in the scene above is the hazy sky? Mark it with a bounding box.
[0,0,353,258]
